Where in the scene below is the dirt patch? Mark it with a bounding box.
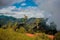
[47,35,55,40]
[26,33,35,37]
[26,33,55,40]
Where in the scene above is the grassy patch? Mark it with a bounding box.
[0,28,50,40]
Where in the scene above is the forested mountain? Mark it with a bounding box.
[0,15,57,35]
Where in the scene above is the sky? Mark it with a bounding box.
[0,0,60,30]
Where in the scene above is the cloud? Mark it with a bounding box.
[0,6,44,18]
[0,6,16,13]
[0,0,25,6]
[21,3,26,6]
[35,0,60,30]
[0,0,60,30]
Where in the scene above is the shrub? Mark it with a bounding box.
[54,32,60,40]
[16,27,26,33]
[35,33,50,40]
[28,29,35,34]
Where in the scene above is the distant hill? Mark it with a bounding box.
[0,15,44,24]
[0,15,17,25]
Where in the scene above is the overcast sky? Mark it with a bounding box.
[0,0,60,30]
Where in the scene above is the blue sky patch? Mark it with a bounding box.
[13,0,38,8]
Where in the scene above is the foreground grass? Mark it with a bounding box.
[0,28,50,40]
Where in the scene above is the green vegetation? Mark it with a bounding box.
[35,33,50,40]
[16,27,26,33]
[0,28,50,40]
[54,32,60,40]
[0,15,57,40]
[0,28,32,40]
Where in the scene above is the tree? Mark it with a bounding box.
[12,22,18,31]
[37,18,49,33]
[24,15,28,23]
[49,22,57,35]
[35,18,40,29]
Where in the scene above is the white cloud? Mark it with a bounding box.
[35,0,60,30]
[21,3,26,6]
[0,6,44,18]
[0,6,16,13]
